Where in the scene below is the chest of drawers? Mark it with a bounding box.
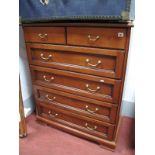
[23,22,132,150]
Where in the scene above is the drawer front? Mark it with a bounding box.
[34,86,118,123]
[27,43,124,79]
[23,27,65,44]
[31,66,121,103]
[67,27,127,49]
[37,103,115,140]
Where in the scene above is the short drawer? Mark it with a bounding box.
[26,43,125,79]
[23,27,65,44]
[34,85,118,123]
[37,104,115,140]
[31,66,121,103]
[67,27,127,49]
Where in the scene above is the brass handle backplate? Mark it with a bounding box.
[43,75,54,82]
[86,59,102,67]
[86,84,100,93]
[88,35,100,42]
[48,110,58,118]
[85,123,97,131]
[45,94,56,101]
[85,105,99,114]
[38,33,48,39]
[40,53,52,61]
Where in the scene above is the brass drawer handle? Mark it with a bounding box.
[48,110,58,118]
[45,94,56,101]
[38,33,48,39]
[86,59,102,67]
[40,53,52,61]
[88,35,100,42]
[85,123,97,131]
[43,75,54,82]
[86,84,100,93]
[85,105,99,114]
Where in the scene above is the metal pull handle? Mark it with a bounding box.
[40,0,49,5]
[85,123,97,131]
[88,35,100,42]
[85,105,99,114]
[48,110,58,118]
[40,53,52,61]
[38,33,48,39]
[86,84,100,93]
[43,75,54,82]
[45,94,56,101]
[86,59,102,67]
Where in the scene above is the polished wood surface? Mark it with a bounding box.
[26,43,125,79]
[23,22,132,150]
[24,27,66,44]
[19,80,27,138]
[38,103,115,140]
[30,65,121,103]
[67,27,127,49]
[34,85,118,123]
[36,115,117,149]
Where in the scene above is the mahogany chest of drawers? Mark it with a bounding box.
[22,22,132,150]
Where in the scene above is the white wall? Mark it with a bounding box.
[19,26,34,117]
[122,28,135,103]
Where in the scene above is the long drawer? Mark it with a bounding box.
[34,85,118,123]
[31,65,121,103]
[26,43,124,79]
[67,27,127,49]
[37,103,115,141]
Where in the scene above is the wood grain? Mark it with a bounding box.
[33,85,118,123]
[30,65,121,103]
[19,80,27,138]
[26,43,125,79]
[67,27,127,49]
[23,22,132,150]
[23,27,66,44]
[37,103,115,141]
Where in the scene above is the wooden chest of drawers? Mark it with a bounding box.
[23,22,132,150]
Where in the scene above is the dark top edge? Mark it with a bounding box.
[20,15,134,23]
[20,21,134,28]
[19,16,134,27]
